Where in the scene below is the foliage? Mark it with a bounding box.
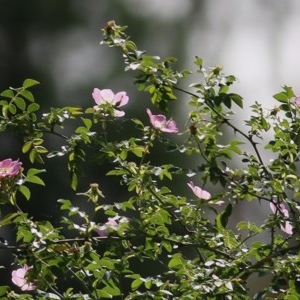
[0,20,300,299]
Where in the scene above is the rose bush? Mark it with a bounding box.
[0,20,299,299]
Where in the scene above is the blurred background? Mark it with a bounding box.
[1,0,300,294]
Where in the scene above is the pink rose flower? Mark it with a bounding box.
[270,202,293,235]
[92,88,129,117]
[187,181,211,200]
[11,264,36,291]
[146,108,178,133]
[187,181,224,205]
[94,217,118,237]
[0,158,22,179]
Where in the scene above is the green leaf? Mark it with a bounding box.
[131,146,145,157]
[27,168,46,176]
[229,93,243,108]
[8,103,16,114]
[70,172,78,190]
[26,168,45,185]
[14,97,26,110]
[58,199,72,210]
[222,94,231,108]
[131,118,144,127]
[168,253,184,269]
[35,146,48,154]
[26,175,45,186]
[102,282,120,296]
[0,212,21,226]
[273,92,288,103]
[29,148,44,163]
[81,117,92,129]
[194,56,203,67]
[216,204,232,231]
[19,185,31,200]
[131,278,143,290]
[99,257,115,270]
[0,285,9,297]
[22,78,40,89]
[22,141,33,153]
[20,89,35,102]
[162,240,172,252]
[0,89,14,98]
[27,102,40,113]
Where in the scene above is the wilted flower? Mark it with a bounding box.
[270,202,293,235]
[0,158,22,179]
[92,88,129,117]
[146,108,178,133]
[11,264,36,291]
[94,217,119,237]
